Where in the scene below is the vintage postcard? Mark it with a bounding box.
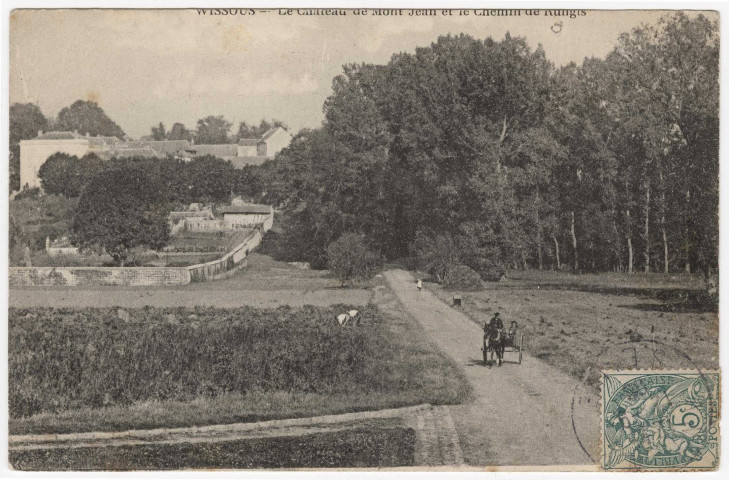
[5,5,721,473]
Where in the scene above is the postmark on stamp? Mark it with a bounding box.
[602,370,720,470]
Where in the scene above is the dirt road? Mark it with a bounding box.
[384,270,600,467]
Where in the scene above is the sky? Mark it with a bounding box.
[8,8,706,138]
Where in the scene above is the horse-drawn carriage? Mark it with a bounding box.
[482,320,524,366]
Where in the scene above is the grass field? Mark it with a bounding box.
[9,252,373,309]
[10,300,469,435]
[431,270,719,389]
[11,421,415,470]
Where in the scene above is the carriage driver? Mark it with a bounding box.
[484,312,504,336]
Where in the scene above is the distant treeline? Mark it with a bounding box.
[254,13,718,276]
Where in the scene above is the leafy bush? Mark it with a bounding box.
[13,186,41,201]
[327,233,382,286]
[478,261,508,282]
[9,195,77,254]
[33,223,71,250]
[443,264,484,291]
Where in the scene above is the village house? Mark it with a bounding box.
[190,126,292,168]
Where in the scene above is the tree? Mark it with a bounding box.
[56,100,125,138]
[38,152,104,197]
[151,122,167,140]
[71,163,170,266]
[235,119,288,140]
[10,103,48,145]
[264,128,388,268]
[10,103,48,190]
[253,18,718,277]
[194,115,232,144]
[167,122,193,141]
[327,233,382,286]
[181,155,237,203]
[413,232,461,282]
[604,13,718,275]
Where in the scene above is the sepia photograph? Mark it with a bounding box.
[4,3,722,473]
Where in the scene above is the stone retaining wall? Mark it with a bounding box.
[187,228,262,282]
[9,266,190,287]
[9,213,272,287]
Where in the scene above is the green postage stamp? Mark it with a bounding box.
[602,370,720,470]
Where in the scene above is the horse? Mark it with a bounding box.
[482,327,505,366]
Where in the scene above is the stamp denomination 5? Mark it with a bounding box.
[602,370,719,470]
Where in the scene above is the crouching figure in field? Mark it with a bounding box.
[336,309,360,326]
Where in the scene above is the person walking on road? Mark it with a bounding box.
[417,279,423,292]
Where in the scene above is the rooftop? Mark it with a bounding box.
[131,140,192,155]
[34,131,83,140]
[260,127,281,141]
[107,147,160,158]
[219,204,272,215]
[237,138,262,146]
[191,144,239,157]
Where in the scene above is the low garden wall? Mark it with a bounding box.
[187,228,262,282]
[9,266,190,287]
[9,214,272,287]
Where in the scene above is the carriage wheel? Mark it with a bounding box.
[518,334,524,364]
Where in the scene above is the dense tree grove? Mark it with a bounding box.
[103,155,253,206]
[38,152,104,197]
[260,14,718,277]
[72,163,170,266]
